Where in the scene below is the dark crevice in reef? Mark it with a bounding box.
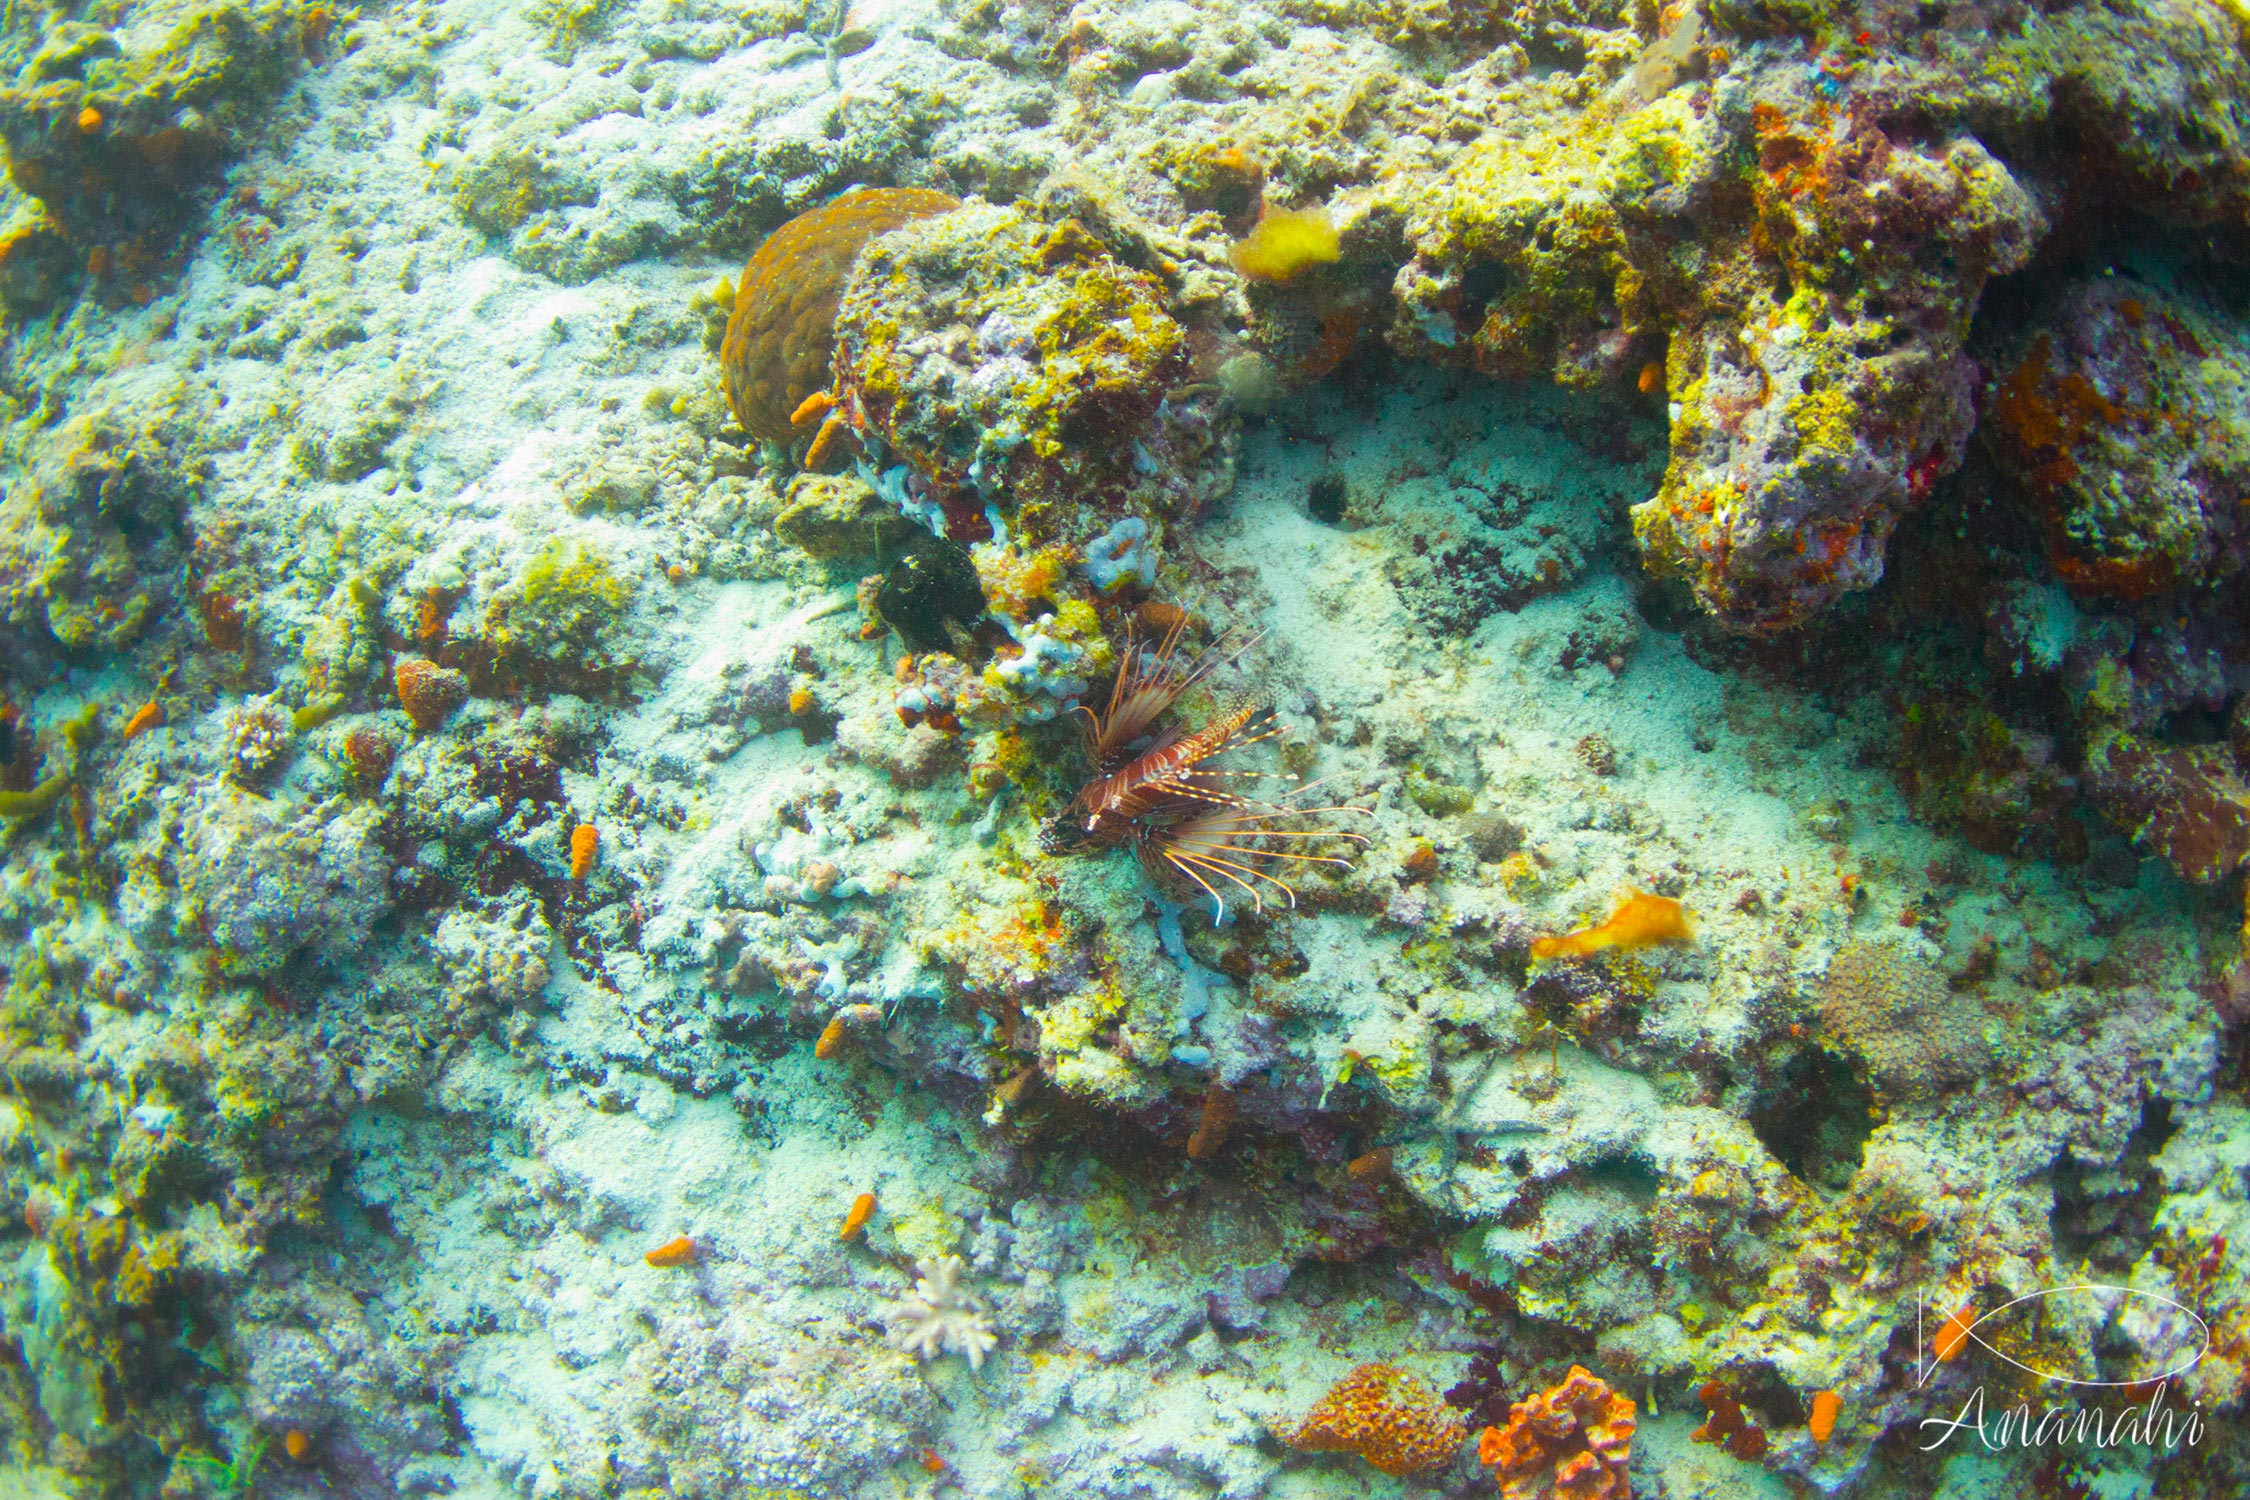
[1747,1046,1875,1192]
[2049,1096,2175,1273]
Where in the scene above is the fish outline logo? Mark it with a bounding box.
[1913,1284,2211,1390]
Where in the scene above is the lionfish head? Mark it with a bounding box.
[1037,813,1095,856]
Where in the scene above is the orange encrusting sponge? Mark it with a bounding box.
[1530,889,1694,962]
[1285,1363,1466,1477]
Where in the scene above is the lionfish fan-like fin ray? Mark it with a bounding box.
[1140,800,1368,916]
[1093,613,1194,762]
[1092,623,1266,769]
[1147,844,1292,917]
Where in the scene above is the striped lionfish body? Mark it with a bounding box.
[1038,612,1366,918]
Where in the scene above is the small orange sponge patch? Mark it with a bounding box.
[840,1192,875,1240]
[1933,1300,1977,1362]
[644,1235,696,1268]
[1285,1363,1466,1477]
[1530,889,1694,962]
[569,823,599,881]
[1809,1389,1842,1444]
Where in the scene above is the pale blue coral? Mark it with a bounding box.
[858,457,948,537]
[1083,517,1154,592]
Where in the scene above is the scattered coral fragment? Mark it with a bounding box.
[884,1255,998,1371]
[1817,941,1987,1099]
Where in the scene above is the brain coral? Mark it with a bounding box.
[1817,940,1987,1099]
[718,187,961,445]
[1287,1363,1466,1478]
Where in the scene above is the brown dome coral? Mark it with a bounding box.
[1817,940,1987,1099]
[718,187,961,447]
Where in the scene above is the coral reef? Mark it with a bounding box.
[174,787,389,976]
[0,0,323,307]
[830,189,1236,542]
[1382,0,2249,633]
[1983,276,2250,602]
[0,0,2243,1493]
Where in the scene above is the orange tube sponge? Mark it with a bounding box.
[122,701,162,739]
[840,1192,875,1240]
[1286,1363,1466,1477]
[644,1235,696,1268]
[1530,889,1694,962]
[1808,1389,1842,1444]
[1477,1365,1635,1500]
[569,823,599,882]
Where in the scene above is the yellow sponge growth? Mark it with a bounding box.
[1230,206,1340,282]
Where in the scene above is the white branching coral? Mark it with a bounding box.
[883,1254,999,1371]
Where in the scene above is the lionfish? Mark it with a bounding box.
[1038,611,1366,917]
